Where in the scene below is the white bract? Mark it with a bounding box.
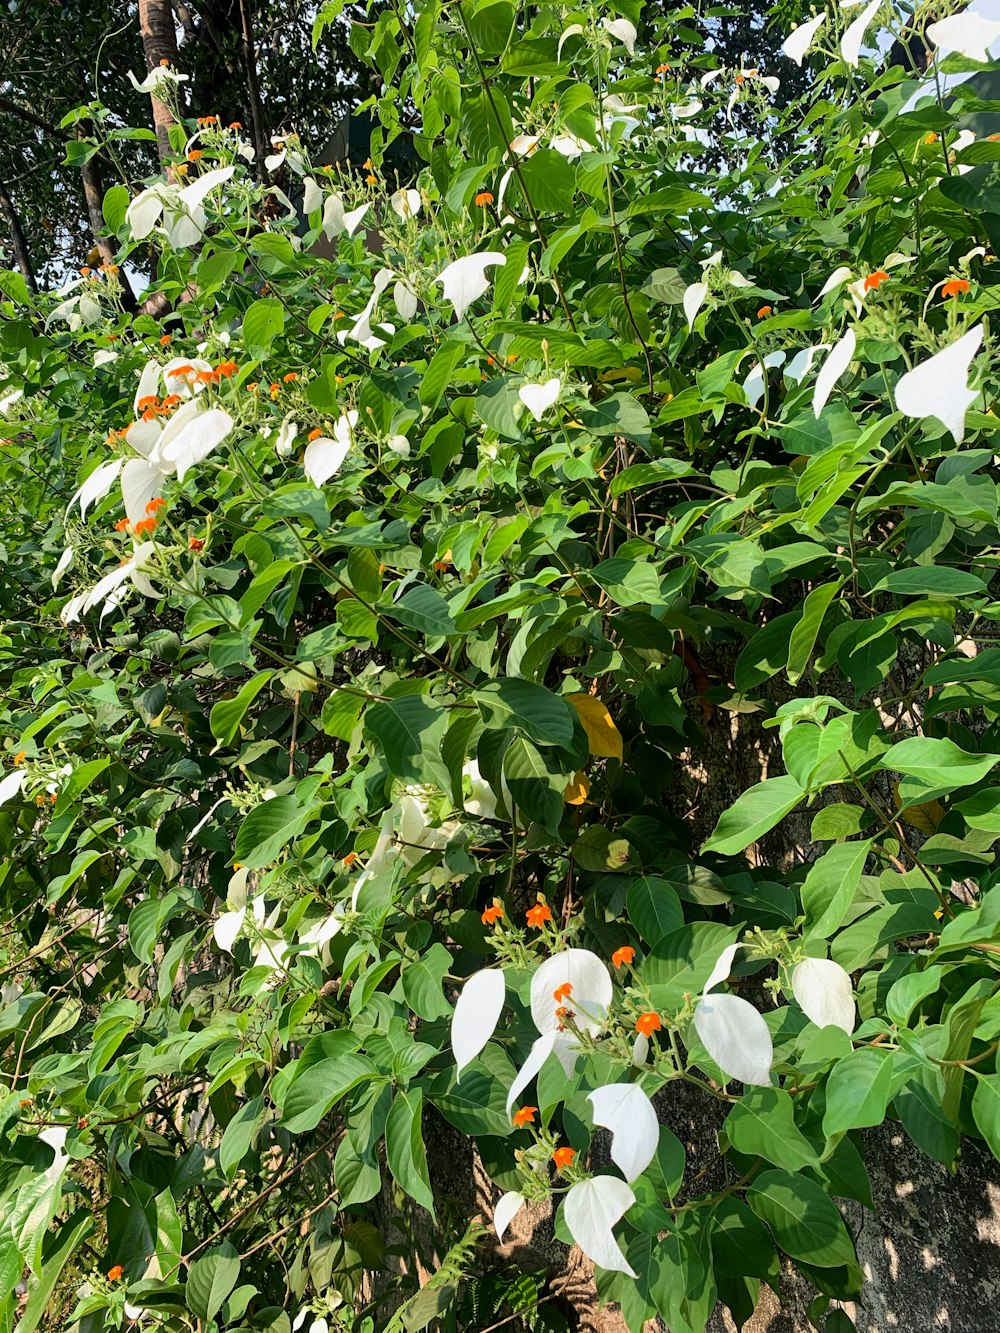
[587,1084,658,1183]
[128,66,188,94]
[390,188,422,219]
[530,949,612,1036]
[437,253,507,321]
[782,13,827,65]
[304,410,359,486]
[813,329,856,417]
[127,167,236,249]
[791,957,856,1033]
[61,541,161,624]
[0,770,26,808]
[601,17,637,54]
[683,281,709,330]
[68,459,122,519]
[564,1177,637,1277]
[322,195,369,240]
[742,352,786,409]
[494,1191,526,1243]
[302,176,323,215]
[451,968,507,1076]
[784,343,830,385]
[519,378,561,421]
[463,758,500,819]
[927,10,1000,62]
[840,0,883,67]
[691,942,773,1086]
[894,323,984,443]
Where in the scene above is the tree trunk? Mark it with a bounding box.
[77,140,139,314]
[138,0,182,166]
[0,171,38,294]
[237,0,268,184]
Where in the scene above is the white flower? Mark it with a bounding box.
[452,969,507,1076]
[61,540,161,624]
[840,0,883,67]
[518,378,561,421]
[302,175,323,215]
[322,194,370,240]
[93,348,118,368]
[683,281,709,330]
[812,329,856,418]
[128,66,188,94]
[463,759,498,819]
[265,135,306,175]
[587,1084,658,1182]
[601,17,637,55]
[494,1191,526,1243]
[436,252,507,322]
[52,546,74,589]
[390,188,421,219]
[690,943,773,1086]
[742,351,787,409]
[784,343,830,385]
[304,410,358,486]
[145,400,234,483]
[564,1177,637,1277]
[927,10,1000,63]
[791,957,856,1033]
[385,433,410,457]
[0,770,26,807]
[393,278,418,323]
[275,418,299,458]
[894,324,984,444]
[782,13,826,65]
[509,134,541,156]
[67,459,122,519]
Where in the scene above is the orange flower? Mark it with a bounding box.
[167,363,196,379]
[526,902,553,928]
[343,851,358,866]
[159,334,172,346]
[137,395,160,412]
[555,1006,573,1023]
[553,982,573,1003]
[924,132,939,145]
[366,173,378,185]
[194,369,217,385]
[229,121,243,130]
[77,1117,88,1129]
[49,792,56,804]
[308,427,323,441]
[756,305,772,318]
[187,149,203,162]
[269,382,281,398]
[246,382,259,393]
[145,497,166,515]
[475,191,494,206]
[197,115,218,127]
[283,371,299,383]
[635,1011,661,1038]
[612,946,635,968]
[482,902,504,925]
[189,537,205,552]
[507,353,518,364]
[159,57,170,66]
[107,1266,124,1282]
[133,517,157,536]
[863,270,890,292]
[942,278,970,298]
[216,360,238,378]
[13,751,25,765]
[512,1105,537,1127]
[161,394,182,408]
[656,63,669,74]
[433,560,451,573]
[18,1098,31,1107]
[552,1147,576,1171]
[114,518,129,532]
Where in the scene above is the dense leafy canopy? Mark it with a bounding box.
[3,1,1000,1331]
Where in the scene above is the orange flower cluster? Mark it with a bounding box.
[863,269,890,292]
[475,191,494,206]
[197,115,218,127]
[512,1105,537,1127]
[136,392,183,422]
[552,1147,576,1171]
[526,901,552,928]
[942,278,970,298]
[481,901,503,924]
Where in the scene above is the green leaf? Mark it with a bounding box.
[821,1047,894,1137]
[801,839,872,939]
[366,694,448,784]
[187,1246,241,1326]
[572,825,639,873]
[873,567,988,597]
[503,736,569,833]
[475,679,577,748]
[281,1054,378,1133]
[385,1089,436,1216]
[233,796,314,868]
[883,737,1000,803]
[702,775,805,855]
[390,584,457,636]
[626,876,683,945]
[518,148,577,213]
[420,340,465,410]
[748,1170,856,1268]
[242,297,285,358]
[210,670,275,748]
[787,581,842,684]
[219,1096,267,1179]
[972,1073,1000,1159]
[724,1088,819,1170]
[102,184,130,233]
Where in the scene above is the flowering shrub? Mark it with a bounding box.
[3,1,1000,1330]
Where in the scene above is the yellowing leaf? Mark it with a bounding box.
[598,367,643,384]
[564,771,590,804]
[892,781,945,834]
[568,694,624,761]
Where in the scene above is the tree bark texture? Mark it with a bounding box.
[0,170,37,294]
[138,0,183,166]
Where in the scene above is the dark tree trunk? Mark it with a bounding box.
[0,171,38,294]
[138,0,183,166]
[238,0,268,184]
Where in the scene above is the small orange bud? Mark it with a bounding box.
[189,537,205,552]
[107,1265,124,1282]
[159,334,172,346]
[308,427,323,441]
[756,305,772,318]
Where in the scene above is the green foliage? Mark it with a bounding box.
[2,1,1000,1331]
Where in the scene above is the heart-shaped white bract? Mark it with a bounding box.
[813,328,856,417]
[782,13,827,65]
[394,279,418,323]
[150,404,234,483]
[437,252,506,322]
[692,992,773,1086]
[927,11,1000,62]
[52,546,74,590]
[463,759,498,819]
[530,949,613,1037]
[703,942,742,994]
[302,176,323,215]
[894,323,983,444]
[742,352,786,410]
[0,770,26,808]
[683,281,709,330]
[784,343,830,384]
[792,957,856,1033]
[587,1084,658,1183]
[323,195,370,240]
[121,458,164,525]
[505,1030,576,1117]
[452,967,507,1077]
[519,378,561,421]
[304,410,358,486]
[601,17,637,54]
[133,358,162,412]
[68,459,122,519]
[840,0,882,67]
[390,188,422,220]
[564,1176,637,1277]
[494,1191,526,1243]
